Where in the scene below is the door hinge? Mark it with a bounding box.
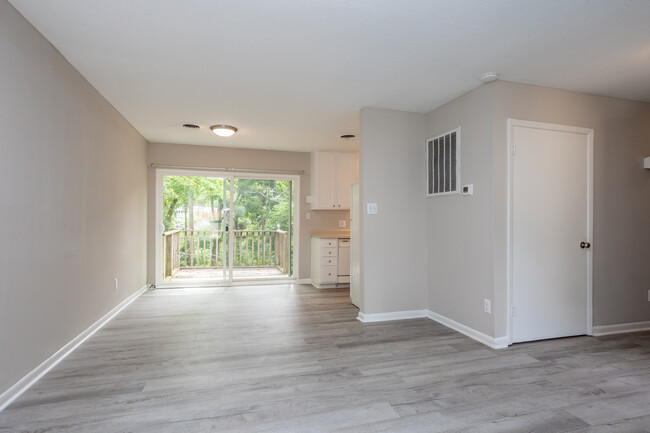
[512,144,516,156]
[511,305,516,317]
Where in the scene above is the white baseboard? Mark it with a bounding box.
[314,284,350,289]
[425,310,508,349]
[357,310,427,323]
[0,285,149,413]
[356,308,508,349]
[294,279,312,285]
[592,321,650,336]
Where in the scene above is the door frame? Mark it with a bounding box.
[506,118,594,344]
[154,168,300,287]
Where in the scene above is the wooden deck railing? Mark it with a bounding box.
[162,229,289,279]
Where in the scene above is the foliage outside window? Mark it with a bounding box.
[163,176,292,232]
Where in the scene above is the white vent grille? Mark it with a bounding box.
[427,128,460,196]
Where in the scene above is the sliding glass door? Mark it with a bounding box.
[161,174,231,282]
[156,169,296,286]
[231,177,293,279]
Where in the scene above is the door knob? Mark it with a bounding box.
[580,241,591,249]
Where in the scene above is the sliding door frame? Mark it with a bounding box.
[154,168,300,288]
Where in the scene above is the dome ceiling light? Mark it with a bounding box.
[210,124,238,137]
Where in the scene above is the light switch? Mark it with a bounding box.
[367,203,378,215]
[306,212,311,220]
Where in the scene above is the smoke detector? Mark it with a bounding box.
[479,72,499,83]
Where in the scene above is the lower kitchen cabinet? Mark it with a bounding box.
[311,237,348,288]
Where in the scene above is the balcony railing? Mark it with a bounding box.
[162,229,289,280]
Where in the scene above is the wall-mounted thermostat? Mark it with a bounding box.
[462,184,474,196]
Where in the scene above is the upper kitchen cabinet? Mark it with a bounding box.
[310,151,359,210]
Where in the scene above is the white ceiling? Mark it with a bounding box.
[8,0,650,152]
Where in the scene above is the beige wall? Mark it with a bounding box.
[359,108,428,314]
[0,0,148,397]
[146,142,349,281]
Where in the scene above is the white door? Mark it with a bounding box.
[510,120,593,343]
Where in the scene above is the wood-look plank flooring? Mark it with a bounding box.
[1,285,650,432]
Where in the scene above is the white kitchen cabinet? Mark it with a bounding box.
[311,238,339,287]
[311,236,351,288]
[337,152,357,210]
[310,151,358,210]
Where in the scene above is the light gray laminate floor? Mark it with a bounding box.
[1,285,650,432]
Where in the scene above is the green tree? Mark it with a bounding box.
[232,179,291,231]
[163,176,292,232]
[163,176,226,231]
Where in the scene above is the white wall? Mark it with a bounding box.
[359,108,428,314]
[146,142,350,281]
[0,0,148,396]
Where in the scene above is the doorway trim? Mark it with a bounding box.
[154,167,300,288]
[506,118,593,344]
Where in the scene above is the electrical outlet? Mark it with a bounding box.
[339,220,346,227]
[114,278,118,291]
[305,212,311,220]
[484,299,491,314]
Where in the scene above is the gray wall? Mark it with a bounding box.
[426,84,496,336]
[359,108,428,314]
[423,80,650,338]
[0,0,148,396]
[491,80,650,332]
[146,142,349,281]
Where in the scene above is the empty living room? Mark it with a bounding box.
[1,1,649,431]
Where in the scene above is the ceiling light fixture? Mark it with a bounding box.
[479,72,499,83]
[210,124,238,137]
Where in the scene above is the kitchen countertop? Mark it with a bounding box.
[311,230,350,239]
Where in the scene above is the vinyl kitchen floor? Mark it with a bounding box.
[1,285,649,432]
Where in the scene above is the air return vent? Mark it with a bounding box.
[427,128,460,197]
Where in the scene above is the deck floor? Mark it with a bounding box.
[171,266,286,280]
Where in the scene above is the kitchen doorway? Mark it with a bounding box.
[155,169,298,287]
